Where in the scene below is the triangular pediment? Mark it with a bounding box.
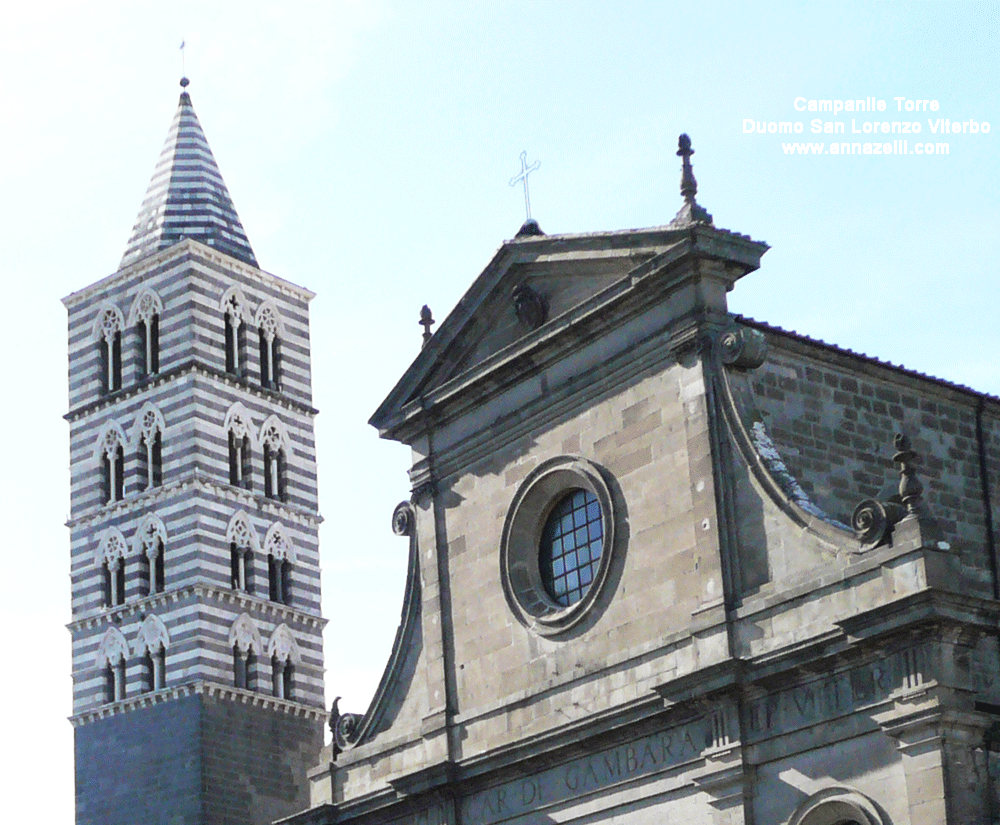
[371,225,751,438]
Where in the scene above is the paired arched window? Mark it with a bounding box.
[261,417,290,502]
[264,523,294,605]
[97,424,126,505]
[129,289,162,379]
[256,302,283,390]
[230,613,263,692]
[227,511,258,594]
[94,408,167,507]
[97,516,168,607]
[134,404,165,492]
[94,304,125,394]
[267,624,301,700]
[97,528,129,607]
[222,287,248,377]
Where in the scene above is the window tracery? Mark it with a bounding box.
[133,513,168,596]
[96,423,127,505]
[255,301,284,389]
[133,404,165,492]
[128,289,162,378]
[224,404,255,490]
[134,614,169,693]
[260,416,291,501]
[96,527,129,607]
[93,304,124,394]
[226,511,258,594]
[264,523,295,604]
[96,627,129,703]
[220,287,251,377]
[229,613,262,691]
[267,624,301,700]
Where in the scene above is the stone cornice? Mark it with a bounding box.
[67,582,327,633]
[66,472,322,528]
[62,239,315,309]
[69,678,328,727]
[65,358,318,422]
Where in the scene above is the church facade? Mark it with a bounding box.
[286,141,1000,824]
[65,82,326,825]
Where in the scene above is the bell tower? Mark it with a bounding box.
[64,79,326,825]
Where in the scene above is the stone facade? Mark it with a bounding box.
[287,145,1000,825]
[66,83,326,825]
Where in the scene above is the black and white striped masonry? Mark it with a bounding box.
[65,80,324,825]
[119,78,258,269]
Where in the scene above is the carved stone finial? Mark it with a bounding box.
[893,433,923,515]
[512,283,547,330]
[669,133,714,228]
[419,305,435,348]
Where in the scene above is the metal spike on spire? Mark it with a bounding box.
[668,133,714,229]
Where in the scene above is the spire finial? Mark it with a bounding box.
[668,133,713,228]
[677,133,697,202]
[180,39,187,86]
[419,305,435,348]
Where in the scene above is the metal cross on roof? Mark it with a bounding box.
[509,151,541,221]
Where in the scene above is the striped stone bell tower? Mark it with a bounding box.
[64,78,326,825]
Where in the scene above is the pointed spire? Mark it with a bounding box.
[120,79,258,269]
[668,133,713,229]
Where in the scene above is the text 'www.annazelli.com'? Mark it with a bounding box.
[781,140,949,155]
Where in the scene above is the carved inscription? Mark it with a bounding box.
[389,802,446,825]
[745,647,926,742]
[462,720,708,824]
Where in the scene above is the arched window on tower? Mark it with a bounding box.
[264,523,294,605]
[134,513,168,597]
[96,627,129,704]
[222,288,249,377]
[94,304,124,394]
[97,528,129,607]
[224,405,255,491]
[135,615,169,693]
[226,512,258,595]
[134,404,165,493]
[97,425,126,505]
[267,624,301,701]
[129,289,162,379]
[229,614,262,692]
[256,302,283,390]
[261,417,290,502]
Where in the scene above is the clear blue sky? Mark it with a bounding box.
[1,2,997,820]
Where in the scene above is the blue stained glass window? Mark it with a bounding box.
[539,488,604,607]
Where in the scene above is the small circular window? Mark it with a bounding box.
[500,456,619,635]
[539,489,604,606]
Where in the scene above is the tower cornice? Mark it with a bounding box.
[67,582,328,633]
[64,357,320,421]
[61,239,316,310]
[69,679,329,728]
[65,472,323,528]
